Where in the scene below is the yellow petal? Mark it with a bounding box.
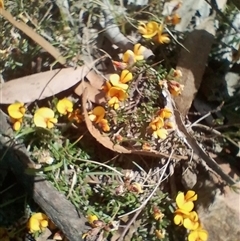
[40,220,48,228]
[189,211,199,222]
[153,130,158,139]
[13,120,21,131]
[138,22,147,34]
[114,102,120,109]
[176,192,195,211]
[109,73,120,83]
[158,34,170,44]
[142,21,158,38]
[149,117,164,130]
[108,96,119,106]
[35,107,55,118]
[89,114,96,122]
[174,208,190,216]
[158,24,164,34]
[92,106,105,123]
[131,182,143,193]
[34,108,57,128]
[158,108,172,119]
[110,73,129,90]
[0,0,4,9]
[155,229,165,239]
[31,212,48,221]
[183,218,199,230]
[47,118,58,129]
[34,115,47,128]
[108,87,127,101]
[98,119,110,132]
[87,214,98,225]
[174,214,183,225]
[198,229,208,241]
[188,231,198,241]
[176,192,184,207]
[156,128,168,139]
[29,218,41,232]
[120,70,133,83]
[185,190,198,201]
[57,98,73,115]
[122,50,135,63]
[7,102,25,119]
[182,201,194,212]
[134,43,146,56]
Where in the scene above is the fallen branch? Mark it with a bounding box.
[0,110,86,241]
[173,107,236,185]
[101,0,154,60]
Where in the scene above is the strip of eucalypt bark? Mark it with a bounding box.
[173,107,235,185]
[0,8,66,66]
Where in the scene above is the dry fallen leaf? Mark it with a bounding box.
[0,66,93,104]
[82,88,185,160]
[82,88,131,153]
[75,70,106,104]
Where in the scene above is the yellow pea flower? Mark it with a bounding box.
[120,70,133,84]
[168,80,184,96]
[133,43,146,60]
[8,117,23,131]
[56,98,73,115]
[88,106,105,123]
[122,44,145,63]
[156,24,170,44]
[149,117,164,131]
[108,96,120,110]
[109,74,128,90]
[165,13,181,25]
[164,121,175,129]
[153,128,168,139]
[108,87,128,109]
[88,107,110,131]
[109,70,133,90]
[138,21,159,39]
[33,107,57,129]
[155,229,165,239]
[7,102,26,119]
[183,211,199,230]
[158,108,172,119]
[188,227,208,241]
[174,208,190,226]
[28,212,48,233]
[130,182,143,194]
[68,108,82,123]
[0,0,4,9]
[176,190,197,212]
[153,206,164,221]
[98,119,110,132]
[87,214,98,228]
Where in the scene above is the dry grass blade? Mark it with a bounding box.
[117,152,173,241]
[0,8,66,66]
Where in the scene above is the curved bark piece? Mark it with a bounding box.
[82,88,187,160]
[0,110,86,241]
